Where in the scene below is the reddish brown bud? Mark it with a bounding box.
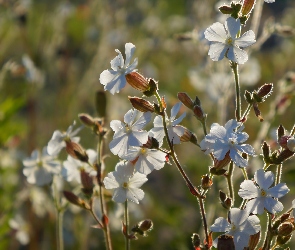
[79,113,95,127]
[102,214,109,226]
[219,5,234,14]
[191,233,201,249]
[179,126,198,145]
[257,83,273,99]
[177,92,194,110]
[276,233,292,245]
[253,102,263,122]
[278,223,294,237]
[217,234,235,250]
[278,135,291,149]
[80,169,94,196]
[193,105,206,121]
[128,96,155,113]
[63,191,90,210]
[66,141,89,162]
[248,232,260,250]
[201,175,213,190]
[125,72,149,92]
[241,0,256,15]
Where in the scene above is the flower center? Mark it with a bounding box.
[231,223,237,231]
[123,182,129,188]
[226,37,233,45]
[260,189,267,197]
[124,124,131,133]
[37,160,43,168]
[140,148,147,155]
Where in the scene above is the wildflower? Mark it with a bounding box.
[23,147,61,186]
[22,54,45,87]
[47,121,83,156]
[103,161,148,204]
[109,109,151,157]
[210,208,260,250]
[100,43,138,94]
[122,146,167,175]
[150,102,186,145]
[238,169,289,214]
[200,119,255,167]
[9,215,30,245]
[204,17,256,64]
[62,149,97,183]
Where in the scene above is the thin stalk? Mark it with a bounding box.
[241,167,248,180]
[275,164,282,186]
[53,179,64,250]
[96,135,113,250]
[89,205,104,228]
[240,104,252,122]
[198,198,209,248]
[262,213,273,250]
[231,62,241,121]
[226,161,235,205]
[124,200,130,250]
[251,0,264,36]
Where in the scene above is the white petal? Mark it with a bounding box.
[246,198,265,215]
[230,150,248,167]
[213,144,230,160]
[129,172,148,188]
[110,53,123,71]
[125,58,138,74]
[153,115,163,128]
[208,42,228,61]
[172,112,186,126]
[268,183,289,198]
[104,73,127,95]
[109,134,129,156]
[100,69,117,86]
[112,188,127,203]
[103,174,120,189]
[124,43,136,66]
[264,197,283,214]
[110,120,124,132]
[264,0,275,3]
[126,187,144,204]
[124,109,137,125]
[254,169,274,190]
[47,140,65,155]
[210,123,227,139]
[240,215,260,235]
[114,49,124,69]
[210,217,230,232]
[230,208,248,226]
[204,22,227,43]
[238,180,259,199]
[225,17,240,38]
[224,119,239,131]
[132,112,151,130]
[150,127,165,143]
[236,144,255,156]
[232,232,250,250]
[170,102,182,121]
[235,30,256,48]
[227,46,248,64]
[129,131,149,146]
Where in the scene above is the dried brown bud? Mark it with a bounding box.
[79,113,95,127]
[217,234,235,250]
[128,96,155,112]
[278,223,294,237]
[66,141,89,162]
[257,83,273,99]
[80,169,94,196]
[219,191,232,209]
[276,233,292,245]
[177,92,194,110]
[201,175,213,190]
[126,72,149,92]
[131,219,153,237]
[248,232,260,250]
[63,191,90,210]
[241,0,256,16]
[179,126,198,145]
[193,105,206,121]
[191,233,201,248]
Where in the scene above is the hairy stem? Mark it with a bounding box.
[275,164,282,186]
[262,213,273,250]
[226,161,235,205]
[231,62,241,121]
[125,200,130,250]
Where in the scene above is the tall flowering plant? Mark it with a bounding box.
[18,0,295,249]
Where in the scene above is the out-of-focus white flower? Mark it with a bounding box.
[264,0,275,3]
[103,161,148,204]
[150,102,186,145]
[204,17,256,64]
[22,55,45,87]
[238,169,289,214]
[109,109,151,157]
[47,121,83,156]
[200,119,255,167]
[23,147,61,186]
[210,208,260,250]
[122,146,167,175]
[100,43,138,94]
[62,149,97,183]
[9,214,30,245]
[292,199,295,218]
[287,137,295,152]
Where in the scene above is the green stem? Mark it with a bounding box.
[262,213,273,250]
[241,104,252,122]
[124,200,130,250]
[226,161,235,205]
[53,179,64,250]
[275,164,282,186]
[241,167,248,180]
[231,62,241,121]
[198,198,209,248]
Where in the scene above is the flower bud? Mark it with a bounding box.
[219,191,232,210]
[219,5,234,15]
[79,113,95,127]
[217,235,235,250]
[244,90,253,104]
[193,105,206,121]
[277,124,285,141]
[278,135,291,149]
[95,91,107,117]
[278,223,294,237]
[143,78,158,97]
[177,92,194,110]
[131,219,153,236]
[287,138,295,152]
[191,233,201,248]
[248,232,260,250]
[179,126,198,145]
[241,0,256,16]
[128,96,155,113]
[253,102,263,122]
[276,233,292,245]
[125,72,150,92]
[80,169,94,197]
[63,191,90,210]
[66,141,89,163]
[201,175,213,190]
[262,141,271,164]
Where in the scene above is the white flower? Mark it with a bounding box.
[264,0,275,3]
[204,17,256,64]
[62,149,97,183]
[200,119,255,167]
[210,208,260,250]
[9,215,30,245]
[109,109,151,157]
[23,147,61,186]
[122,146,167,175]
[100,43,138,94]
[238,169,289,214]
[22,54,45,87]
[103,161,148,204]
[150,102,186,145]
[47,121,83,156]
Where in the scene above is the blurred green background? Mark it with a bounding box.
[1,0,295,249]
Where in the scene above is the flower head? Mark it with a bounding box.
[200,119,255,167]
[238,169,289,214]
[100,43,138,94]
[109,109,151,157]
[23,147,61,186]
[62,149,97,183]
[47,121,83,156]
[210,208,260,250]
[103,161,148,204]
[204,17,256,64]
[122,146,167,175]
[150,102,186,145]
[9,214,30,245]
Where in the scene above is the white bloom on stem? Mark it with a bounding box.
[150,102,186,145]
[238,169,289,214]
[23,147,61,186]
[200,119,255,167]
[100,43,138,94]
[103,161,148,204]
[210,208,260,250]
[62,149,97,183]
[47,121,83,156]
[122,146,167,175]
[9,214,30,245]
[204,17,256,64]
[109,109,151,158]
